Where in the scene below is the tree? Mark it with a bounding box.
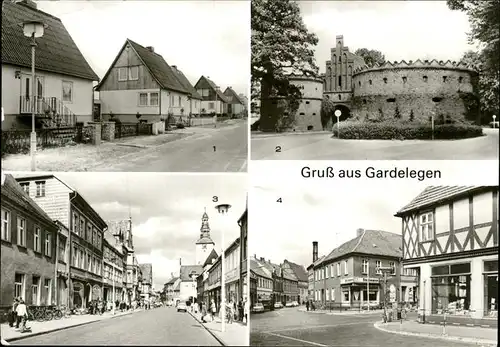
[354,48,386,67]
[448,1,500,120]
[252,0,319,129]
[320,96,335,129]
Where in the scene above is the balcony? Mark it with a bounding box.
[19,95,77,127]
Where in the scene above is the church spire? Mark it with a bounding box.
[197,208,214,245]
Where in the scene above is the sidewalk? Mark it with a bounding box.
[298,307,385,316]
[251,130,331,138]
[374,320,498,346]
[0,308,143,343]
[188,310,248,346]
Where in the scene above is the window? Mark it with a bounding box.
[80,249,84,269]
[458,77,463,83]
[88,254,92,272]
[32,276,40,305]
[326,266,330,277]
[44,232,51,257]
[208,102,215,110]
[362,259,369,274]
[358,81,361,87]
[62,81,73,102]
[1,208,11,241]
[15,273,25,300]
[337,263,340,276]
[389,262,395,275]
[17,217,26,246]
[72,213,79,234]
[58,236,66,261]
[383,78,388,84]
[338,76,342,87]
[331,288,335,301]
[402,77,407,83]
[326,288,330,300]
[35,181,45,197]
[44,279,51,305]
[20,182,29,195]
[150,93,159,106]
[128,66,138,80]
[338,94,341,100]
[423,76,428,82]
[342,290,349,302]
[34,227,41,252]
[73,245,78,266]
[118,67,128,81]
[344,260,348,275]
[93,229,97,246]
[139,93,148,106]
[419,212,434,242]
[443,76,448,82]
[178,96,181,107]
[87,224,92,243]
[376,261,381,274]
[80,219,85,238]
[26,77,30,97]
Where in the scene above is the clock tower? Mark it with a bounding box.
[195,208,215,265]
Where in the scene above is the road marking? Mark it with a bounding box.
[265,321,369,334]
[265,332,328,346]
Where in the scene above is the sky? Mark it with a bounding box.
[298,1,475,74]
[249,179,428,269]
[35,0,250,97]
[11,172,247,290]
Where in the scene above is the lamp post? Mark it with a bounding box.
[376,266,394,323]
[22,20,46,171]
[493,115,497,128]
[334,110,341,138]
[215,203,231,333]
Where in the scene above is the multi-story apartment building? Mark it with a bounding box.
[311,229,415,309]
[139,263,153,301]
[224,237,241,304]
[396,186,498,323]
[165,275,181,305]
[1,174,59,315]
[102,231,125,304]
[15,175,107,310]
[250,256,273,309]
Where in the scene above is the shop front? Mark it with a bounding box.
[340,277,380,308]
[250,273,257,309]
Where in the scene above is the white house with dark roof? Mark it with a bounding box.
[396,186,498,323]
[95,39,200,123]
[1,0,99,130]
[223,87,246,117]
[194,76,228,116]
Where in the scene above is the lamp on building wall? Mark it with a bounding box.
[21,20,47,171]
[215,203,231,333]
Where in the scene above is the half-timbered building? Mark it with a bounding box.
[396,186,498,321]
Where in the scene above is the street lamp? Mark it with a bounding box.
[493,115,497,128]
[22,20,47,172]
[215,203,231,333]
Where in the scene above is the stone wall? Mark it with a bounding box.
[101,122,115,141]
[87,122,101,145]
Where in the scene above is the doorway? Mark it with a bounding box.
[332,105,351,124]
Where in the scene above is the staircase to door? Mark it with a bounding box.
[19,95,77,128]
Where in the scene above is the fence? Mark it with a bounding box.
[114,122,153,139]
[1,126,91,155]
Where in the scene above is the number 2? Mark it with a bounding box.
[275,146,282,153]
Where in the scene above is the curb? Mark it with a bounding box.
[3,310,140,343]
[187,311,226,346]
[373,322,497,346]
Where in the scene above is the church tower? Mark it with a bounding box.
[195,208,215,265]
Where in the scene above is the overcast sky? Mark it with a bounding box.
[249,180,428,269]
[36,0,249,96]
[11,172,247,290]
[298,1,475,74]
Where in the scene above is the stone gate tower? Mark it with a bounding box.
[195,209,215,265]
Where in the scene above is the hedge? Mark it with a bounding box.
[333,121,484,140]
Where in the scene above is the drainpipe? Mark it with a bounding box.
[68,191,78,310]
[54,222,59,306]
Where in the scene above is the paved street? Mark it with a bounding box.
[251,128,498,160]
[10,307,221,346]
[250,307,479,347]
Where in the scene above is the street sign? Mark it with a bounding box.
[334,110,341,117]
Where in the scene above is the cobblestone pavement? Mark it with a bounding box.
[189,309,248,346]
[251,128,498,160]
[8,307,220,346]
[250,307,480,347]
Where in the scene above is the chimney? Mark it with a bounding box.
[260,257,265,262]
[356,228,365,237]
[171,65,177,70]
[312,241,318,262]
[171,272,174,278]
[146,46,154,52]
[20,0,37,9]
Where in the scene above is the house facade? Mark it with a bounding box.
[15,175,107,309]
[102,232,126,304]
[396,186,499,321]
[224,238,241,304]
[223,87,245,117]
[179,265,202,302]
[96,40,199,123]
[250,256,273,309]
[1,174,59,316]
[283,260,308,304]
[164,276,181,305]
[195,76,228,116]
[139,263,153,301]
[311,229,416,309]
[238,205,248,303]
[1,0,99,130]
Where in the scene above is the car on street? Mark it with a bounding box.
[291,301,299,307]
[252,303,265,313]
[285,302,293,307]
[274,302,283,309]
[177,302,187,312]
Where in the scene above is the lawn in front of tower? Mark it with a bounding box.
[251,127,498,160]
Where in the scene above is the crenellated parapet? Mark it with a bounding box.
[353,59,480,75]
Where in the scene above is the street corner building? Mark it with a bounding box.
[258,34,480,133]
[395,186,499,326]
[308,229,418,310]
[0,174,60,318]
[1,0,99,130]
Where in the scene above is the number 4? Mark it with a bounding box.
[276,198,282,203]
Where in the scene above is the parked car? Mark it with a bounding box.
[274,302,283,309]
[285,302,293,307]
[252,303,265,313]
[291,301,299,307]
[177,302,187,312]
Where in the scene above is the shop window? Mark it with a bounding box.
[484,274,498,317]
[432,265,450,276]
[431,275,471,315]
[484,260,499,272]
[342,290,349,302]
[362,290,377,302]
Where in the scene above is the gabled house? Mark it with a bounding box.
[139,263,153,301]
[179,265,203,302]
[95,39,197,123]
[164,275,181,305]
[283,260,308,304]
[170,65,203,117]
[1,0,99,130]
[223,87,246,117]
[194,76,228,116]
[395,186,498,322]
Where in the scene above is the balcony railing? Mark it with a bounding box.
[19,95,77,127]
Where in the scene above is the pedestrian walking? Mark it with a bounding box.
[243,298,249,324]
[210,299,216,321]
[238,301,243,322]
[9,298,18,328]
[306,301,310,311]
[201,302,208,323]
[226,300,233,324]
[15,299,30,333]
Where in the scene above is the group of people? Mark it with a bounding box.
[199,298,249,324]
[8,297,31,333]
[305,300,316,311]
[88,299,106,315]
